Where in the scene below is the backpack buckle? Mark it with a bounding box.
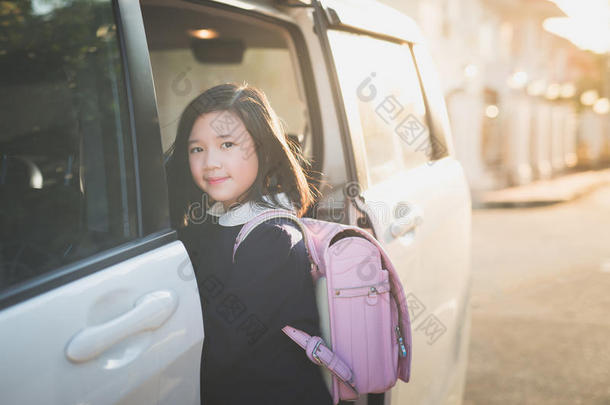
[311,339,323,365]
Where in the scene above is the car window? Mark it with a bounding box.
[0,0,137,292]
[140,2,313,162]
[327,30,438,185]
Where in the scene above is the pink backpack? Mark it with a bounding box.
[232,209,412,404]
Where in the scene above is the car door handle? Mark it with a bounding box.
[390,205,423,238]
[66,290,179,363]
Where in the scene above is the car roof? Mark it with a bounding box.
[319,0,424,44]
[207,0,424,44]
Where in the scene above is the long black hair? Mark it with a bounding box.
[165,83,318,228]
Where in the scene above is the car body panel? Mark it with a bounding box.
[359,157,472,404]
[307,1,473,404]
[0,241,203,405]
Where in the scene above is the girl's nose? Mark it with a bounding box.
[202,149,222,170]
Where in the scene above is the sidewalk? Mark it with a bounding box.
[473,168,610,208]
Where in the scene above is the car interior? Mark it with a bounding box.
[140,0,329,219]
[140,1,313,159]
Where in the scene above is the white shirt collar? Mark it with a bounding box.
[206,192,296,226]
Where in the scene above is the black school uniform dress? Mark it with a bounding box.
[178,192,333,405]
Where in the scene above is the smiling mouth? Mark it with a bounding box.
[206,176,230,185]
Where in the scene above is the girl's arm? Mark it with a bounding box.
[201,218,319,373]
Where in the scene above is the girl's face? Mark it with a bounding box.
[188,110,259,211]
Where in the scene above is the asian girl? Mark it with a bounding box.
[165,83,332,405]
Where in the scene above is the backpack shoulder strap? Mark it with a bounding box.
[231,209,319,270]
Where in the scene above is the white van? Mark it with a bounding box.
[0,0,472,404]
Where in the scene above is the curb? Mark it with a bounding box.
[472,168,610,208]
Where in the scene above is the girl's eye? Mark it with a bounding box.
[189,146,204,154]
[221,142,235,149]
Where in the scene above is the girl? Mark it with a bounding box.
[166,83,333,405]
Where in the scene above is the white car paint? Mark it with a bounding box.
[0,242,203,405]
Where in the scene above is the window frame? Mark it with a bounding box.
[0,0,174,310]
[410,42,453,160]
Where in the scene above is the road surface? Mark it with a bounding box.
[464,183,610,404]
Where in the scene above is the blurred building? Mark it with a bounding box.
[380,0,610,191]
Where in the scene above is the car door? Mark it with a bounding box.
[0,0,203,404]
[312,1,472,404]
